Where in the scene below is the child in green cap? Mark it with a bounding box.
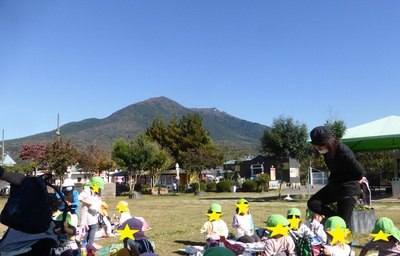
[200,203,229,248]
[286,207,319,255]
[203,246,236,256]
[232,198,260,243]
[264,214,297,256]
[323,216,354,256]
[78,176,104,249]
[359,217,400,256]
[286,208,314,241]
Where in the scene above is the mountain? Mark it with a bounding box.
[4,97,269,162]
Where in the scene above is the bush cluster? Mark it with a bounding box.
[206,182,217,191]
[191,182,206,192]
[216,180,234,192]
[241,180,258,192]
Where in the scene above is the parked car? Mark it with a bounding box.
[116,183,130,196]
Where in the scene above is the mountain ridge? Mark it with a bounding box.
[4,96,269,161]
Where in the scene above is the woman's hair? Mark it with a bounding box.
[325,138,339,158]
[313,137,339,158]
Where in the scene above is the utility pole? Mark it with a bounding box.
[1,129,4,165]
[56,113,61,136]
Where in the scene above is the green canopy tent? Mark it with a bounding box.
[341,115,400,197]
[341,115,400,152]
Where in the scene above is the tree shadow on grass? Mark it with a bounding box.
[175,240,204,246]
[199,195,284,202]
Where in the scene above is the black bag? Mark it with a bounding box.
[0,175,68,234]
[0,176,52,234]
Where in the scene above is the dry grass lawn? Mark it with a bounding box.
[0,191,399,255]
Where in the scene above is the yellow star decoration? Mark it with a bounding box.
[236,198,249,215]
[115,224,139,241]
[267,222,290,237]
[369,230,391,242]
[327,224,350,245]
[288,215,301,230]
[116,203,129,213]
[207,210,222,222]
[92,183,100,193]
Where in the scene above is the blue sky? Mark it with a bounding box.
[1,1,399,140]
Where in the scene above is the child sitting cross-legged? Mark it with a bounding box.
[117,217,158,256]
[232,198,260,243]
[200,203,229,248]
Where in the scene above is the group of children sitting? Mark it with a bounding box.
[53,199,158,256]
[199,198,400,256]
[55,201,157,256]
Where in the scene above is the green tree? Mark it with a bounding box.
[45,137,79,184]
[112,135,170,191]
[260,115,308,165]
[148,144,173,188]
[145,115,168,148]
[356,151,394,182]
[165,114,183,162]
[182,144,224,193]
[146,112,217,170]
[260,115,308,196]
[325,119,347,139]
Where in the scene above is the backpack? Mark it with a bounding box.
[0,175,68,234]
[296,236,323,256]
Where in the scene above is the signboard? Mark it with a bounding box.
[270,166,276,181]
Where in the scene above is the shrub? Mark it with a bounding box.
[206,182,217,191]
[241,180,258,192]
[141,184,151,192]
[191,182,206,192]
[257,173,270,185]
[216,180,233,192]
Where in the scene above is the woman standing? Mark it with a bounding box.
[307,126,364,229]
[78,176,104,249]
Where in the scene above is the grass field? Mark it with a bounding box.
[0,190,399,255]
